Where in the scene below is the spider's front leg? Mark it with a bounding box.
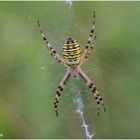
[37,20,67,67]
[80,11,96,65]
[78,67,106,115]
[54,71,71,116]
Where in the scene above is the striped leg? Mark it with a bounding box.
[54,71,71,116]
[80,11,96,65]
[78,67,106,115]
[37,20,67,67]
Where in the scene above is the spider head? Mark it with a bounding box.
[63,37,81,67]
[69,67,79,79]
[73,74,78,79]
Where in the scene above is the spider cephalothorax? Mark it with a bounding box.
[38,11,106,117]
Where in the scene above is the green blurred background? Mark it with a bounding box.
[0,1,140,139]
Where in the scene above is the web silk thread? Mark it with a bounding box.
[73,92,94,139]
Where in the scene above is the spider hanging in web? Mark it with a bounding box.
[37,11,106,117]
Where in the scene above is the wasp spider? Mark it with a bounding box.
[38,11,106,116]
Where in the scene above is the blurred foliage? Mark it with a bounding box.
[0,1,140,139]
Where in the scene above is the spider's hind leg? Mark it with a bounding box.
[37,20,67,67]
[80,11,96,65]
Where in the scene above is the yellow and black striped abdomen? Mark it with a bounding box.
[63,37,81,66]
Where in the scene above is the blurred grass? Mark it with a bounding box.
[0,1,140,138]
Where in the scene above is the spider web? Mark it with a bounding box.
[0,1,140,139]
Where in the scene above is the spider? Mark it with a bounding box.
[37,11,106,117]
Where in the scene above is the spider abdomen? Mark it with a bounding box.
[63,37,81,66]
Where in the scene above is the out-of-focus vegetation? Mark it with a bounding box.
[0,1,140,138]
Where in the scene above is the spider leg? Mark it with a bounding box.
[37,20,67,67]
[54,71,71,116]
[80,11,96,65]
[78,67,106,115]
